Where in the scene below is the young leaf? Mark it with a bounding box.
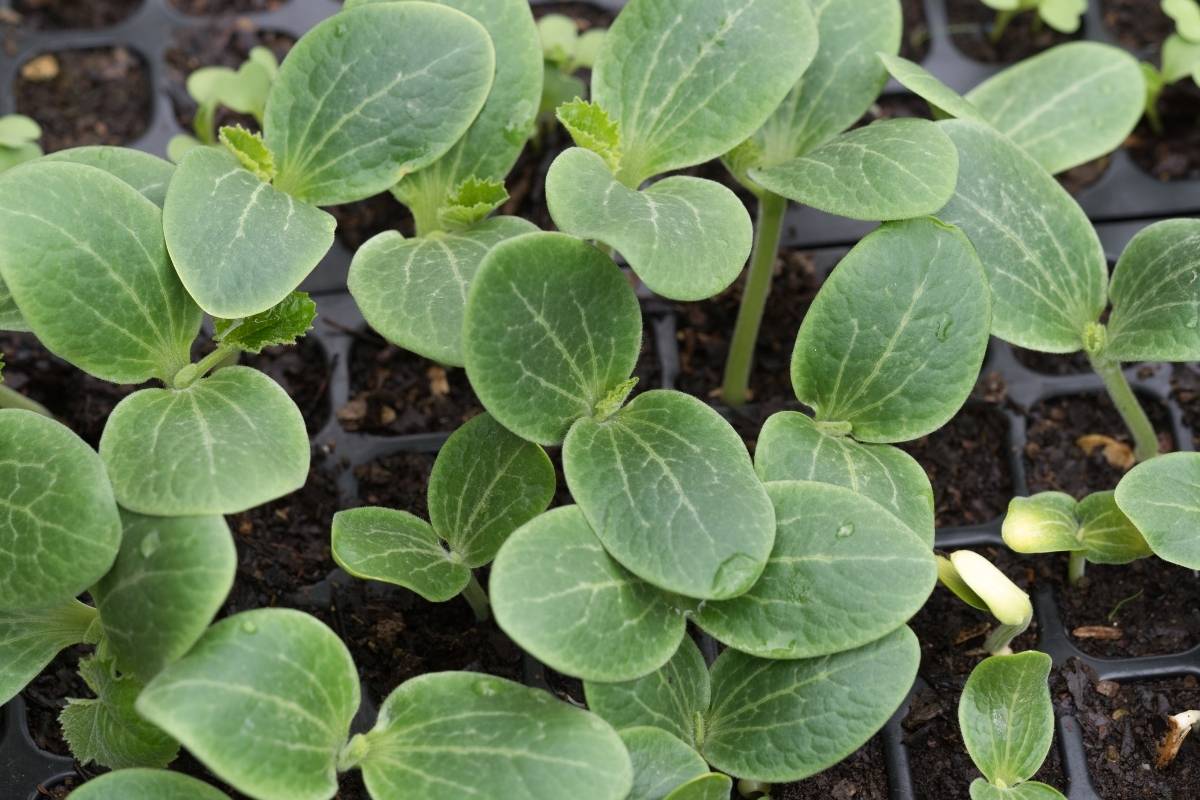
[878,53,988,123]
[266,3,495,206]
[959,652,1055,788]
[1165,0,1200,39]
[463,232,642,445]
[0,161,201,384]
[61,655,179,770]
[163,147,335,319]
[219,125,276,183]
[137,609,360,800]
[565,390,776,600]
[437,177,509,230]
[348,217,537,366]
[67,769,229,800]
[352,672,633,800]
[936,555,990,612]
[0,114,40,148]
[1115,452,1200,569]
[43,146,174,207]
[943,551,1033,628]
[331,507,471,601]
[1003,492,1084,554]
[970,780,1067,800]
[92,511,236,683]
[1162,34,1200,82]
[936,119,1107,353]
[620,726,709,800]
[213,291,317,354]
[0,410,121,611]
[100,367,310,516]
[664,774,734,800]
[1105,218,1200,362]
[750,118,958,221]
[791,217,991,442]
[0,600,96,705]
[755,411,934,544]
[490,507,687,682]
[1076,491,1152,564]
[693,481,936,658]
[546,147,753,301]
[557,99,623,172]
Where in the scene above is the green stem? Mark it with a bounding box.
[173,343,238,389]
[1086,351,1160,462]
[1068,551,1088,586]
[720,191,787,407]
[0,383,55,417]
[983,614,1031,655]
[461,572,491,623]
[989,10,1016,43]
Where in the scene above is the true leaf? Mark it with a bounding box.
[1115,452,1200,569]
[100,366,310,516]
[437,177,509,230]
[620,727,709,800]
[791,217,991,442]
[348,216,536,366]
[959,652,1054,787]
[163,146,335,319]
[0,410,121,610]
[0,600,96,705]
[546,147,753,301]
[331,507,470,601]
[213,291,317,354]
[67,769,229,800]
[0,161,201,384]
[970,780,1067,800]
[1076,491,1152,564]
[490,506,687,682]
[43,146,174,207]
[935,119,1107,353]
[137,609,360,800]
[463,232,642,445]
[878,53,988,123]
[557,100,622,172]
[219,125,276,182]
[565,390,776,600]
[663,774,734,800]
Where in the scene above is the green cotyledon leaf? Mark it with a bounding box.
[1115,452,1200,569]
[970,780,1067,800]
[66,769,230,800]
[1002,491,1151,565]
[959,652,1055,787]
[0,600,96,705]
[877,53,988,123]
[137,609,360,800]
[620,727,708,800]
[1076,491,1152,564]
[265,3,495,206]
[332,507,470,601]
[664,774,733,800]
[791,217,991,442]
[42,146,174,207]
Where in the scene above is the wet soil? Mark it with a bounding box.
[11,0,142,28]
[1101,0,1174,52]
[1127,82,1200,183]
[946,0,1078,63]
[1013,347,1093,376]
[242,337,332,434]
[1170,366,1200,446]
[774,736,890,799]
[901,0,931,63]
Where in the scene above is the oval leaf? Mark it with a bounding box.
[1077,491,1152,565]
[137,609,360,800]
[664,774,734,800]
[1115,452,1200,569]
[68,769,230,800]
[971,780,1067,800]
[100,366,310,516]
[565,390,776,600]
[331,507,470,601]
[791,217,991,442]
[959,652,1054,787]
[1002,492,1083,554]
[0,281,26,331]
[43,146,174,207]
[0,600,95,705]
[490,507,687,682]
[878,53,988,122]
[620,727,709,800]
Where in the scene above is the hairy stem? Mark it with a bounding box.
[173,343,240,389]
[0,383,55,418]
[983,614,1031,655]
[1068,551,1087,586]
[721,191,787,407]
[1087,352,1160,461]
[461,572,491,623]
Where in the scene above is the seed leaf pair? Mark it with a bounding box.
[1115,452,1200,569]
[937,551,1033,655]
[620,727,719,800]
[1003,491,1150,565]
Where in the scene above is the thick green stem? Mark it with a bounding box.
[173,343,239,389]
[1087,351,1160,462]
[983,614,1031,655]
[0,383,54,417]
[461,572,491,623]
[721,192,788,407]
[989,9,1016,42]
[1068,551,1088,586]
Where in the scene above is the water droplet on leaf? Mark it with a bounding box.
[241,620,258,634]
[836,523,855,539]
[335,22,348,36]
[473,680,496,697]
[139,531,160,558]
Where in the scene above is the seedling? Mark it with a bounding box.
[0,114,42,173]
[167,46,278,162]
[1143,0,1200,131]
[937,551,1034,655]
[1157,709,1200,769]
[536,13,605,142]
[331,412,555,621]
[978,0,1085,43]
[1115,451,1200,569]
[1003,491,1152,584]
[959,652,1066,799]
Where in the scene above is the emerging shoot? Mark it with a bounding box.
[1157,709,1200,769]
[937,551,1034,655]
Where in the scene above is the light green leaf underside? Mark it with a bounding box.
[464,232,643,445]
[1002,492,1083,554]
[965,42,1144,175]
[67,769,229,800]
[751,118,958,221]
[959,652,1054,787]
[0,600,95,705]
[755,412,934,543]
[936,119,1106,353]
[878,53,988,123]
[332,507,470,601]
[695,481,935,658]
[703,625,920,782]
[0,281,26,331]
[163,146,335,318]
[0,410,121,611]
[754,0,900,163]
[546,147,752,301]
[100,366,310,516]
[265,3,495,206]
[428,412,555,566]
[791,217,991,442]
[1106,218,1200,362]
[565,390,775,600]
[0,161,200,384]
[92,511,236,683]
[348,216,536,366]
[620,727,709,800]
[491,506,687,682]
[137,609,360,800]
[1077,491,1152,564]
[970,779,1067,800]
[593,0,817,183]
[1115,452,1200,569]
[664,774,733,800]
[43,146,174,207]
[359,672,633,800]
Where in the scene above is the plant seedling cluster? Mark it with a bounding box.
[978,0,1085,43]
[1144,0,1200,130]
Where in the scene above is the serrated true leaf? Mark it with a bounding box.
[970,780,1067,800]
[1076,491,1152,564]
[694,481,935,658]
[43,146,174,207]
[0,410,121,610]
[355,672,632,800]
[1115,452,1200,569]
[960,652,1054,787]
[557,99,622,172]
[437,177,509,230]
[331,507,470,601]
[214,291,317,354]
[546,147,752,301]
[936,119,1107,353]
[463,232,642,445]
[349,217,536,366]
[92,511,236,683]
[163,147,335,319]
[565,390,775,600]
[620,727,709,800]
[265,3,495,206]
[0,600,96,705]
[137,609,360,800]
[664,774,734,800]
[100,366,310,516]
[878,53,988,123]
[0,161,201,384]
[219,125,276,182]
[490,507,687,682]
[750,119,958,221]
[1106,218,1200,362]
[791,217,991,442]
[68,769,230,800]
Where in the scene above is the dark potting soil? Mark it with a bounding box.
[1055,659,1200,799]
[22,645,92,757]
[169,0,289,14]
[945,0,1077,63]
[1012,346,1093,376]
[900,0,931,63]
[15,47,151,151]
[353,449,434,515]
[1127,82,1200,182]
[1101,0,1174,52]
[1170,366,1200,446]
[1023,392,1174,497]
[242,337,333,435]
[773,736,890,799]
[11,0,141,29]
[329,191,415,251]
[1057,155,1112,196]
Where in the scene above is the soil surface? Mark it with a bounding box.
[242,337,332,434]
[1170,366,1200,447]
[1101,0,1174,52]
[170,0,289,13]
[1013,346,1093,376]
[774,736,890,799]
[1127,82,1200,183]
[11,0,141,28]
[946,0,1077,63]
[901,0,931,63]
